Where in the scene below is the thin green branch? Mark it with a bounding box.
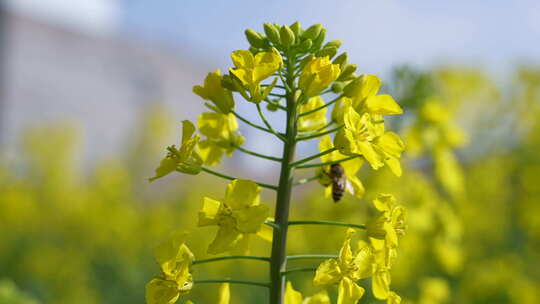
[278,68,292,92]
[262,84,287,90]
[298,121,335,135]
[264,220,280,230]
[264,98,287,111]
[232,110,277,136]
[256,103,287,142]
[280,267,317,276]
[287,254,337,261]
[293,175,321,186]
[288,220,366,230]
[268,93,286,98]
[194,279,270,288]
[295,155,360,169]
[201,167,278,190]
[290,148,337,167]
[235,145,282,162]
[296,125,343,141]
[193,256,270,265]
[298,95,343,117]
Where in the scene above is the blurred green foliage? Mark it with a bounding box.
[1,65,539,304]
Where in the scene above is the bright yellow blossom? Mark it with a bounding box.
[299,56,341,97]
[298,96,328,132]
[342,74,403,115]
[367,194,407,250]
[313,229,368,304]
[149,120,202,181]
[197,112,245,166]
[198,179,269,254]
[317,136,365,199]
[285,281,330,304]
[193,69,235,114]
[145,230,194,304]
[334,106,404,176]
[229,48,282,103]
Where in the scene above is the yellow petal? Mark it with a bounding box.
[373,194,396,213]
[198,197,221,227]
[313,259,343,286]
[218,283,230,304]
[365,95,403,115]
[145,278,180,304]
[337,277,365,304]
[197,140,225,166]
[233,204,269,233]
[351,243,373,280]
[339,229,356,265]
[181,120,196,144]
[305,290,331,304]
[285,281,303,304]
[372,267,391,300]
[387,291,401,304]
[376,132,404,159]
[207,224,241,255]
[225,179,261,209]
[231,50,254,69]
[358,141,384,169]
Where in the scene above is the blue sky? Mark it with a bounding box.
[7,0,539,76]
[122,0,540,77]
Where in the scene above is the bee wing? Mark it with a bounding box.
[345,179,355,196]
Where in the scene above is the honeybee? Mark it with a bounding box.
[327,164,351,203]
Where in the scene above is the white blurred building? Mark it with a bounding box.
[0,6,208,161]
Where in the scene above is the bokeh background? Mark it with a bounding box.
[1,1,539,303]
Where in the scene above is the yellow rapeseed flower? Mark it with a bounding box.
[149,120,202,181]
[299,56,340,97]
[313,229,368,304]
[229,48,282,103]
[198,179,269,254]
[193,69,235,114]
[145,230,194,304]
[334,106,404,176]
[197,112,245,166]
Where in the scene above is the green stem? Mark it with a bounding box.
[269,51,298,304]
[297,95,343,117]
[235,145,282,162]
[295,155,360,169]
[268,93,286,98]
[232,110,277,136]
[201,167,278,190]
[256,103,287,142]
[193,255,270,265]
[288,220,367,230]
[280,267,317,276]
[290,148,337,167]
[194,279,270,288]
[286,254,337,261]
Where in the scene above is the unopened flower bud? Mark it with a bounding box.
[337,64,357,81]
[324,40,342,49]
[290,21,302,39]
[331,81,346,93]
[299,39,312,51]
[316,47,337,59]
[245,29,265,49]
[263,23,281,45]
[310,28,326,51]
[332,52,348,68]
[280,25,295,46]
[303,24,323,40]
